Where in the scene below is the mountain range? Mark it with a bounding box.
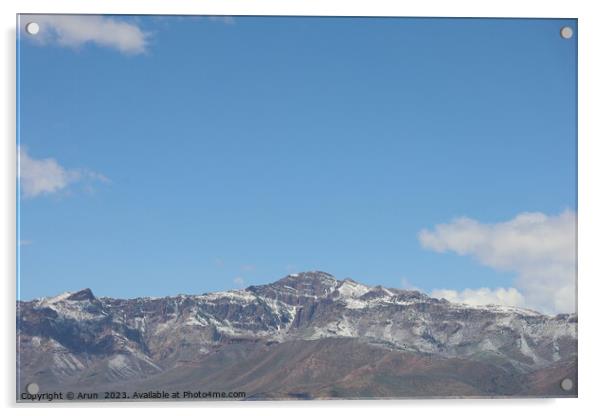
[17,271,577,400]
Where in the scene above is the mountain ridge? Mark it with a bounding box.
[17,271,577,399]
[33,270,564,318]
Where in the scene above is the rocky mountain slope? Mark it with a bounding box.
[17,271,577,399]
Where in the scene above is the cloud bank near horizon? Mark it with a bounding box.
[419,210,576,314]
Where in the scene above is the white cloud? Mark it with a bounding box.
[431,287,526,308]
[233,277,245,288]
[24,15,148,54]
[419,210,576,314]
[19,147,108,198]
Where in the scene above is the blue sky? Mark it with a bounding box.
[17,16,577,313]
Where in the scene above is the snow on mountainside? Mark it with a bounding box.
[17,271,577,397]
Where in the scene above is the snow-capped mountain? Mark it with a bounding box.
[17,271,577,399]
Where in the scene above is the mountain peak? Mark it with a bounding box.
[250,271,339,300]
[287,270,336,280]
[66,288,96,301]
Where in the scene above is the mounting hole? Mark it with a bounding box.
[25,22,40,35]
[26,382,39,395]
[560,378,574,391]
[560,26,573,39]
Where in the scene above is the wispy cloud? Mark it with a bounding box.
[400,277,421,291]
[419,210,576,314]
[23,15,149,54]
[18,146,108,199]
[233,277,245,288]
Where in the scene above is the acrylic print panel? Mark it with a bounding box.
[16,15,577,401]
